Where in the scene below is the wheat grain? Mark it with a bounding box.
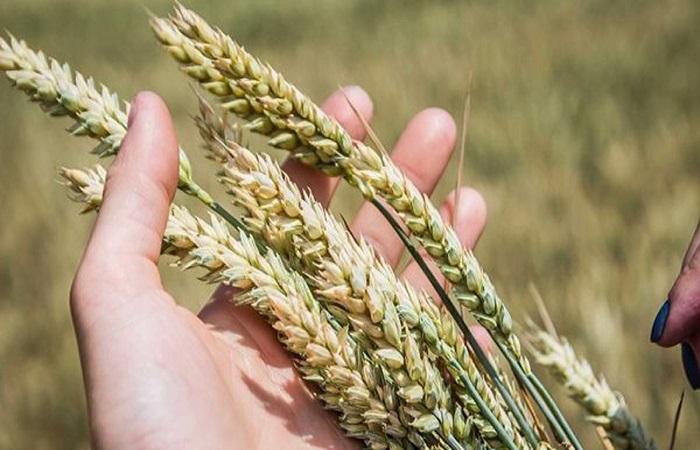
[528,326,657,450]
[8,10,653,450]
[165,208,419,449]
[151,13,591,445]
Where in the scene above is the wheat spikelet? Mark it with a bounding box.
[58,165,425,450]
[151,6,527,375]
[528,326,656,450]
[195,103,533,450]
[58,165,106,213]
[0,34,217,207]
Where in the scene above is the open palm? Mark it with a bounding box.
[70,88,488,449]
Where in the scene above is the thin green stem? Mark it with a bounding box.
[445,434,466,450]
[209,201,246,232]
[451,361,518,450]
[368,206,515,447]
[497,340,583,450]
[372,198,582,449]
[371,199,539,447]
[497,342,564,440]
[528,372,582,450]
[209,200,270,255]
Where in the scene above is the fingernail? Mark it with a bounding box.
[650,299,670,343]
[681,343,700,390]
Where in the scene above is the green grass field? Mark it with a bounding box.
[1,0,699,448]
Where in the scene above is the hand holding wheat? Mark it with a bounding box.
[70,89,488,449]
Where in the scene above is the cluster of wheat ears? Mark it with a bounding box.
[0,4,661,450]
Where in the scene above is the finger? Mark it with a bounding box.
[401,187,487,296]
[683,221,700,269]
[281,85,373,206]
[652,267,700,346]
[72,92,179,315]
[651,221,700,346]
[351,108,457,266]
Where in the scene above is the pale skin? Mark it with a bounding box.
[70,87,491,450]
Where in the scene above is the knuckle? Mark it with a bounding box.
[70,258,123,311]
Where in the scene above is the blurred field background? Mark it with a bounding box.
[1,0,699,448]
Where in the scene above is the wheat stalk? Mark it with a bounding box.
[151,5,525,370]
[195,102,535,450]
[58,165,428,450]
[528,325,657,450]
[4,15,657,450]
[196,125,486,450]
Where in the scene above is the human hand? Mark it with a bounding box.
[651,221,700,389]
[70,88,488,449]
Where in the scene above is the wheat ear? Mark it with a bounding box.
[195,105,536,450]
[0,34,254,234]
[528,326,657,450]
[151,10,586,445]
[58,165,424,450]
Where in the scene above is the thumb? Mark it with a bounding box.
[72,91,179,319]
